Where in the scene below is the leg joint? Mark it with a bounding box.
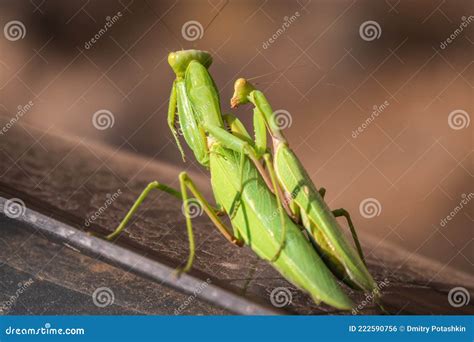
[333,208,349,216]
[178,171,189,182]
[147,181,160,189]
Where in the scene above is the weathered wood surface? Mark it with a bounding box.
[0,118,473,315]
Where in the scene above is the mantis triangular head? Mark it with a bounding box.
[168,50,212,78]
[230,78,255,108]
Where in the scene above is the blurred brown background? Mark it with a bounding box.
[0,0,472,273]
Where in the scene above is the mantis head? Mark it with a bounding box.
[230,78,255,108]
[168,50,212,78]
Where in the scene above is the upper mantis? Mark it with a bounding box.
[231,78,376,293]
[105,49,376,310]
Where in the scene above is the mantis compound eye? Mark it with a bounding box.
[168,49,212,78]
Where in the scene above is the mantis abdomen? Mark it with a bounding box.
[209,143,353,310]
[274,142,376,292]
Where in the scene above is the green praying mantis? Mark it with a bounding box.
[231,78,377,293]
[104,49,377,310]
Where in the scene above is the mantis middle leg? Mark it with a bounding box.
[104,173,244,274]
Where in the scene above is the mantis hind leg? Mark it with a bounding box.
[105,181,180,241]
[178,172,244,273]
[316,186,366,264]
[103,174,243,275]
[332,208,366,265]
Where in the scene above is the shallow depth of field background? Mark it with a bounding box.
[0,1,472,273]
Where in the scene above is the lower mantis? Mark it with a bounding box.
[103,49,372,310]
[230,78,377,293]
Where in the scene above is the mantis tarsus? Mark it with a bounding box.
[105,49,377,310]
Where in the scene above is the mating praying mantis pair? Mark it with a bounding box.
[104,50,377,310]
